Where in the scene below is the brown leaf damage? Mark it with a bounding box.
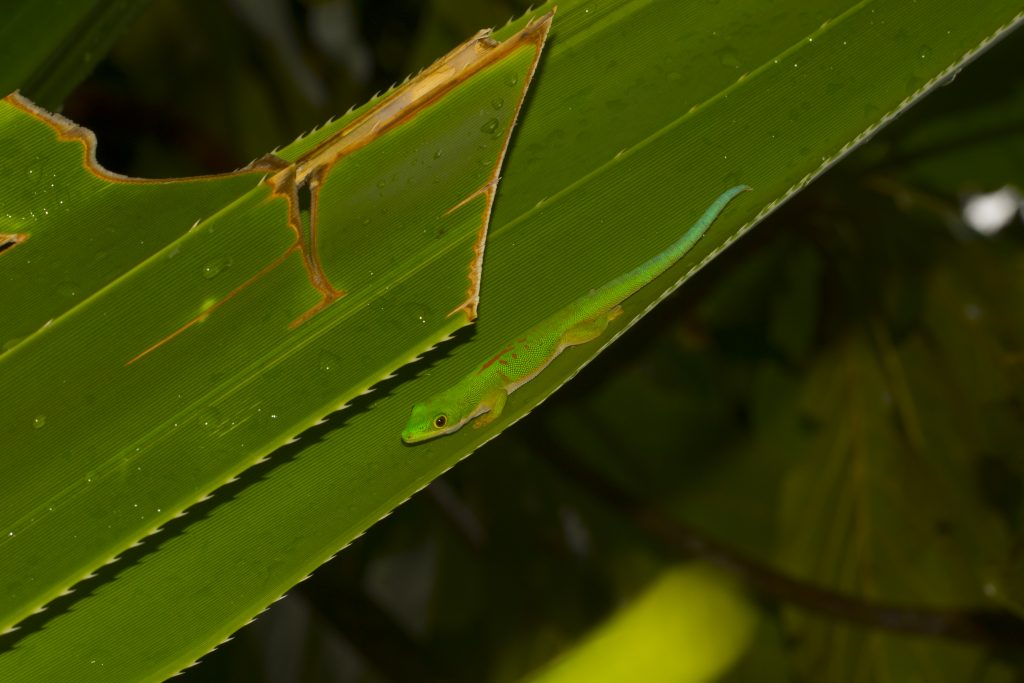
[0,233,28,255]
[9,11,553,365]
[4,93,254,185]
[275,9,553,325]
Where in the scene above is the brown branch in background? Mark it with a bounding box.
[536,444,1024,648]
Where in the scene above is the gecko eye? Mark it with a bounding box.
[433,415,448,429]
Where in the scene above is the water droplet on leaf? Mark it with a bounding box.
[56,281,78,297]
[198,408,223,430]
[202,257,233,279]
[319,351,341,372]
[717,46,740,68]
[402,302,432,325]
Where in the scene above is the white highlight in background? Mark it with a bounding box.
[963,186,1021,236]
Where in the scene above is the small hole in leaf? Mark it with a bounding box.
[0,234,28,255]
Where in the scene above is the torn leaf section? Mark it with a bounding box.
[115,13,553,363]
[295,12,553,324]
[196,14,552,331]
[0,94,271,347]
[290,14,552,185]
[264,167,346,329]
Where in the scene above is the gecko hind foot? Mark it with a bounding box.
[561,306,622,346]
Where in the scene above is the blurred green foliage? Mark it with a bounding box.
[4,0,1024,680]
[525,565,757,683]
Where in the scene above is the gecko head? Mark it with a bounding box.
[401,398,468,443]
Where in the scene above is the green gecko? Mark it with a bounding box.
[401,185,750,443]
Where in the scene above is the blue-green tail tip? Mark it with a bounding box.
[704,184,752,214]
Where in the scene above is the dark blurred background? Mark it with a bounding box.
[63,0,534,178]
